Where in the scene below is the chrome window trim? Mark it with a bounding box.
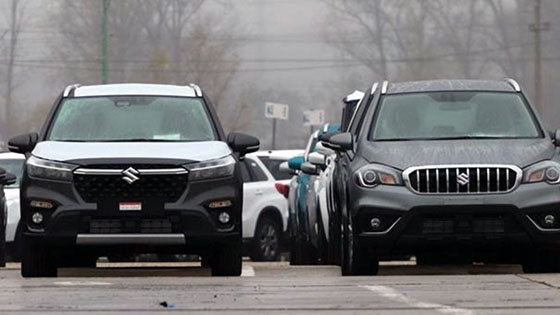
[526,215,560,232]
[402,164,523,195]
[189,83,202,97]
[360,217,401,235]
[74,168,189,176]
[63,84,80,97]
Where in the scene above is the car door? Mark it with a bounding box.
[241,157,272,239]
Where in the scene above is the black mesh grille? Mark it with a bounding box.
[74,172,187,203]
[407,166,518,194]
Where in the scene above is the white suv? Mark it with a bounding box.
[0,152,25,260]
[241,151,302,261]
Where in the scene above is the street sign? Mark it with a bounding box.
[265,102,289,120]
[303,110,325,126]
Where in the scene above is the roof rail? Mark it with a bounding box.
[380,80,389,94]
[63,84,81,97]
[189,83,202,97]
[504,78,521,92]
[370,82,379,95]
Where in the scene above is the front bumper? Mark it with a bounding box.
[349,182,560,256]
[20,173,243,253]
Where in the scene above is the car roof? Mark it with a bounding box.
[252,150,304,160]
[386,79,517,95]
[72,83,198,98]
[0,152,25,160]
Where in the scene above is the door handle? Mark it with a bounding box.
[255,189,263,195]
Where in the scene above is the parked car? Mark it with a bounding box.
[253,150,304,181]
[341,90,364,131]
[9,83,259,277]
[0,152,25,260]
[0,166,17,267]
[287,124,340,265]
[324,79,560,275]
[241,153,292,261]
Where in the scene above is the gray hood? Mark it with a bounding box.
[359,139,555,170]
[32,141,232,164]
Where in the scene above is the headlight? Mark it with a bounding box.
[523,160,560,184]
[355,164,403,188]
[185,155,236,181]
[27,156,77,182]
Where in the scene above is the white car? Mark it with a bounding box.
[0,152,25,260]
[242,151,302,261]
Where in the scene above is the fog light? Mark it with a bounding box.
[370,217,382,230]
[544,214,556,227]
[218,212,231,224]
[31,212,44,224]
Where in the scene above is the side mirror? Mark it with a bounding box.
[1,173,16,186]
[279,161,297,176]
[287,156,304,171]
[227,132,260,157]
[555,129,560,147]
[325,132,353,152]
[8,132,39,154]
[315,142,334,156]
[301,162,319,175]
[308,152,326,167]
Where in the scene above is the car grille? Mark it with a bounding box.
[74,165,188,203]
[404,165,521,194]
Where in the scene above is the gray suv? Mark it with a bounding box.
[325,79,560,275]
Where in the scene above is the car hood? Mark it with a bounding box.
[359,139,555,170]
[32,141,232,165]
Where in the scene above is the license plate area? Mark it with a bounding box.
[97,198,164,216]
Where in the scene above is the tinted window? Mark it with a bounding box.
[371,92,541,140]
[246,158,268,182]
[259,157,292,180]
[48,96,216,142]
[0,159,24,188]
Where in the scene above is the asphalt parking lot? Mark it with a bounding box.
[2,261,560,314]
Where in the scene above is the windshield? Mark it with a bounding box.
[0,159,24,188]
[48,96,216,142]
[371,92,542,141]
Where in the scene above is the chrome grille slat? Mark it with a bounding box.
[405,164,521,195]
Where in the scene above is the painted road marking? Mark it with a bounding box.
[360,285,474,315]
[241,265,255,277]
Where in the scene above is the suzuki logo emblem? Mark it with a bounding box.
[122,167,140,184]
[457,173,469,186]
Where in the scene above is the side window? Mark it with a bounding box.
[239,160,253,183]
[246,158,268,182]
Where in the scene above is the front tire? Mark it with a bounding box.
[251,217,281,262]
[21,240,57,277]
[522,250,560,273]
[211,240,242,276]
[341,215,378,276]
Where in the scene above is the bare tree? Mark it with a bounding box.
[1,0,24,122]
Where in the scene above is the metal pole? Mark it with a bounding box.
[101,0,109,84]
[272,118,277,150]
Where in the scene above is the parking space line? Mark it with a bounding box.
[241,265,255,277]
[360,285,474,315]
